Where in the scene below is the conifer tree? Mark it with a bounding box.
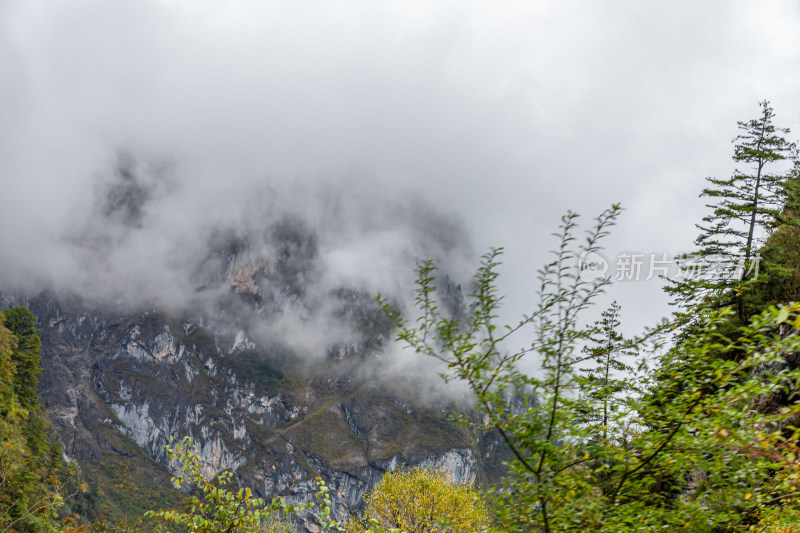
[748,155,800,307]
[386,214,800,531]
[0,308,65,533]
[578,301,637,442]
[3,307,43,414]
[0,312,19,416]
[668,101,796,321]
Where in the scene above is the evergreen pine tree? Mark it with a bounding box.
[0,307,65,533]
[0,312,19,416]
[579,301,637,442]
[667,101,796,322]
[3,307,43,414]
[749,155,800,307]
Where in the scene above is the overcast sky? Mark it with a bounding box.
[1,0,799,338]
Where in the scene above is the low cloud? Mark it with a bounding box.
[1,0,799,350]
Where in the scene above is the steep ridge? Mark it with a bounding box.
[1,222,507,528]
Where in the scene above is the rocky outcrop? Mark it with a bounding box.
[1,289,489,530]
[0,218,500,530]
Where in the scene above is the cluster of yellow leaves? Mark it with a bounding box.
[348,467,490,533]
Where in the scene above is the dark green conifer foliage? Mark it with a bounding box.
[578,301,638,442]
[668,101,796,322]
[0,313,19,417]
[0,307,64,533]
[749,157,800,309]
[386,213,800,531]
[3,307,43,414]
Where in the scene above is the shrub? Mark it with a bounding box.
[347,467,491,533]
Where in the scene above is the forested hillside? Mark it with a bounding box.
[3,102,800,532]
[0,307,65,533]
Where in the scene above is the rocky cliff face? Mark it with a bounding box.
[0,217,500,530]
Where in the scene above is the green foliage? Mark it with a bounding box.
[313,477,343,533]
[2,307,42,414]
[382,206,624,530]
[68,444,182,524]
[146,436,306,533]
[0,308,69,533]
[346,467,491,533]
[577,301,639,442]
[146,437,350,533]
[384,206,800,531]
[749,164,800,310]
[667,101,797,322]
[256,513,298,533]
[60,514,168,533]
[0,314,19,417]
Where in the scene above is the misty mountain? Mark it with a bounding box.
[0,153,508,528]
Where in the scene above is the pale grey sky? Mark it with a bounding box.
[1,0,799,338]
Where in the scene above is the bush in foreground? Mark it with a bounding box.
[347,467,491,533]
